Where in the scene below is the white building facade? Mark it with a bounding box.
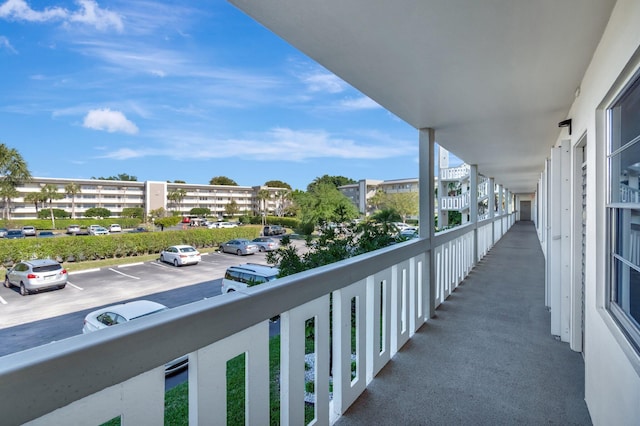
[5,177,288,220]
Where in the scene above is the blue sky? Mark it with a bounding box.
[0,0,423,191]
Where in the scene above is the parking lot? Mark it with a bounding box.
[0,239,307,358]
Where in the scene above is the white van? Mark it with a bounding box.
[221,264,280,293]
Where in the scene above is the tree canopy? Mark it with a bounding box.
[84,207,112,218]
[209,176,238,186]
[266,220,399,278]
[264,180,291,190]
[91,173,138,181]
[306,174,356,192]
[0,143,31,219]
[293,182,358,227]
[371,192,418,221]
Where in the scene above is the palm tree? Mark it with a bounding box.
[41,184,64,229]
[64,182,81,219]
[0,143,32,219]
[24,192,41,214]
[274,190,291,217]
[371,208,402,234]
[0,185,18,220]
[257,189,270,226]
[167,188,187,214]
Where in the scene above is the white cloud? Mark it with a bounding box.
[83,108,138,134]
[68,0,123,32]
[338,96,381,110]
[0,0,123,32]
[302,71,346,94]
[0,35,16,53]
[97,127,415,161]
[0,0,66,22]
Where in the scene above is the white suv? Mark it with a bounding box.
[221,264,280,293]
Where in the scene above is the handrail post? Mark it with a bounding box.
[419,128,435,318]
[489,178,495,245]
[470,165,478,264]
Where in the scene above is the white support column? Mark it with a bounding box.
[548,146,563,337]
[469,165,478,263]
[560,140,572,342]
[437,145,447,229]
[488,178,495,244]
[419,128,435,318]
[488,178,496,218]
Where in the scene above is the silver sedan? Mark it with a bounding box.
[219,239,259,255]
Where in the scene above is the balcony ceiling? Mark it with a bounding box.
[229,0,616,193]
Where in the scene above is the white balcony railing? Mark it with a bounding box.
[620,183,640,203]
[477,179,489,201]
[0,214,515,425]
[439,192,470,211]
[440,164,470,181]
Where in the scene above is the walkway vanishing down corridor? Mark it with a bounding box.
[336,221,591,425]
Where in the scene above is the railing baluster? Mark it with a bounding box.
[26,367,165,426]
[189,322,269,426]
[280,295,330,426]
[333,280,367,419]
[366,270,391,381]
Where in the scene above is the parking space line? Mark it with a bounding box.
[150,261,173,269]
[117,262,145,268]
[67,282,84,290]
[0,295,6,304]
[108,268,141,279]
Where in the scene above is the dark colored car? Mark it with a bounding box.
[5,229,24,239]
[129,227,149,233]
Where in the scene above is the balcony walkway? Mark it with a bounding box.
[335,221,591,425]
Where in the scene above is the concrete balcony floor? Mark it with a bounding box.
[336,222,591,425]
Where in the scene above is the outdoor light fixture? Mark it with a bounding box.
[558,119,572,135]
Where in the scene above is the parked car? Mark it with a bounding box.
[81,300,188,375]
[221,264,280,293]
[66,224,81,234]
[251,237,281,252]
[263,225,285,236]
[218,222,238,228]
[0,227,7,238]
[398,228,419,239]
[4,259,67,296]
[109,224,122,233]
[21,226,37,237]
[129,226,149,233]
[160,245,201,266]
[38,231,56,238]
[219,239,259,256]
[5,229,24,239]
[89,226,109,235]
[207,221,237,229]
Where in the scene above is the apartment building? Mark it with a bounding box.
[339,178,423,216]
[6,177,288,220]
[3,1,640,425]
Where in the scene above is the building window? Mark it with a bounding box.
[607,70,640,351]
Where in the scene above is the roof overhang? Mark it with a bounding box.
[229,0,616,193]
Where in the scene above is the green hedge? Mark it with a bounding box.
[2,218,142,231]
[246,216,300,229]
[0,227,261,265]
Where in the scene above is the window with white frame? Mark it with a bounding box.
[607,70,640,351]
